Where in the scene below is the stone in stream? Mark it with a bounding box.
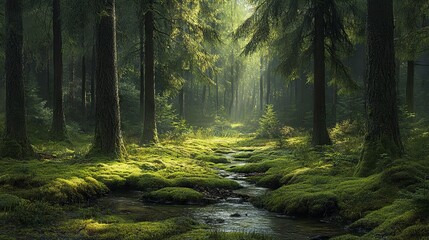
[230,212,241,217]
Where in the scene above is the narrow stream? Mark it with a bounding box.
[97,151,346,239]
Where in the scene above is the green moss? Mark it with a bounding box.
[349,200,414,231]
[38,177,108,203]
[255,174,282,189]
[331,235,363,240]
[169,230,273,240]
[142,187,204,204]
[59,217,199,240]
[6,201,64,226]
[127,173,172,190]
[394,224,429,240]
[232,152,253,159]
[196,154,229,163]
[0,194,27,210]
[260,184,338,217]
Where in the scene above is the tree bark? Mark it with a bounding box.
[259,56,264,113]
[215,74,219,114]
[141,0,158,144]
[2,0,34,158]
[356,0,403,176]
[139,10,145,120]
[91,0,125,157]
[406,60,414,113]
[179,88,185,118]
[81,31,86,122]
[46,47,51,107]
[229,53,235,118]
[51,0,67,140]
[266,59,271,105]
[90,26,96,119]
[312,0,332,146]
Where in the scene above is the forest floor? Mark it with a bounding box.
[1,120,429,239]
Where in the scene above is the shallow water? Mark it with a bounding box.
[97,151,347,240]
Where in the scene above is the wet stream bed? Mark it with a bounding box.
[96,151,347,239]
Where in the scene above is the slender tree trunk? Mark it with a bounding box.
[202,85,207,116]
[312,1,332,146]
[229,54,235,118]
[81,31,86,122]
[91,0,125,157]
[68,56,75,108]
[259,56,264,113]
[90,28,96,119]
[356,0,403,176]
[332,82,337,124]
[266,59,271,105]
[179,88,185,118]
[51,0,67,140]
[2,0,34,158]
[141,0,158,144]
[406,60,414,112]
[215,74,219,114]
[139,12,145,120]
[46,47,51,107]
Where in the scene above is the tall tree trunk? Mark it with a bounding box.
[266,59,271,105]
[179,88,185,118]
[90,27,96,119]
[356,0,403,177]
[46,47,51,107]
[202,85,207,116]
[215,74,219,114]
[51,0,67,140]
[91,0,125,157]
[312,1,332,146]
[406,60,414,113]
[2,0,34,158]
[332,82,337,124]
[229,54,234,118]
[68,56,75,108]
[81,32,86,122]
[139,12,145,120]
[259,56,264,113]
[141,0,158,144]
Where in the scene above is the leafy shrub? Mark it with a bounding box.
[25,83,52,127]
[330,120,364,141]
[256,105,280,138]
[156,95,190,139]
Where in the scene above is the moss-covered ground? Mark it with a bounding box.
[1,119,429,239]
[226,120,429,239]
[0,131,260,239]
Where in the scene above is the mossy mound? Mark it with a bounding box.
[260,184,338,217]
[0,194,27,210]
[127,173,172,190]
[142,187,204,204]
[168,229,273,240]
[195,154,229,163]
[38,177,109,203]
[5,201,64,226]
[57,217,200,240]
